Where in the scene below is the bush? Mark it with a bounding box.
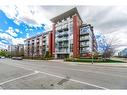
[64,58,124,63]
[44,51,52,58]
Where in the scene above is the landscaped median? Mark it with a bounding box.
[64,58,125,63]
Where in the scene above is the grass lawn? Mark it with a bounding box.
[65,58,125,63]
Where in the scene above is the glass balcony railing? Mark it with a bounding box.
[80,31,89,35]
[80,50,89,53]
[57,37,68,42]
[56,32,68,37]
[56,26,62,31]
[80,44,89,47]
[80,36,89,41]
[56,49,69,53]
[58,45,68,48]
[62,24,68,29]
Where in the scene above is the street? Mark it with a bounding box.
[0,59,127,89]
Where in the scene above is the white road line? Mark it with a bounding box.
[38,71,108,90]
[0,71,39,85]
[3,63,109,90]
[17,62,127,78]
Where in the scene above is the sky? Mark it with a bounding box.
[0,5,127,52]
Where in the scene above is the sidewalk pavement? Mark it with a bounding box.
[48,59,127,68]
[23,59,127,68]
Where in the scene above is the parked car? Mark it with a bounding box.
[1,56,5,59]
[12,57,23,60]
[0,56,5,59]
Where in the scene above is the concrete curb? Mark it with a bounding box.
[22,59,127,68]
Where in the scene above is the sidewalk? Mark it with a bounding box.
[23,59,127,68]
[69,62,127,68]
[48,59,127,68]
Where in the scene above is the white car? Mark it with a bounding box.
[12,57,23,60]
[0,56,5,59]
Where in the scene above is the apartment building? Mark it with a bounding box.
[50,7,82,58]
[80,24,97,57]
[24,7,97,59]
[24,31,52,58]
[8,44,24,57]
[50,7,97,58]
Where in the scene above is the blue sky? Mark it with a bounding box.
[0,9,45,48]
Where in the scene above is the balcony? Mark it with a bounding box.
[80,50,89,53]
[42,42,46,45]
[62,24,68,29]
[80,44,89,48]
[80,32,89,36]
[80,36,89,41]
[57,32,68,37]
[56,26,62,31]
[57,37,68,42]
[58,44,68,48]
[56,49,69,54]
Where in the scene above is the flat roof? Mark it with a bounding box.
[50,7,82,23]
[24,30,51,42]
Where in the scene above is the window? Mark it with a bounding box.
[82,26,90,33]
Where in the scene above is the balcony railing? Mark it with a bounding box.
[56,26,62,31]
[56,32,68,37]
[80,50,89,53]
[57,37,68,42]
[80,32,89,35]
[56,49,69,53]
[62,24,68,29]
[80,36,89,41]
[80,44,89,47]
[58,45,68,48]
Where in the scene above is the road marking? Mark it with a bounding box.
[48,66,127,78]
[17,61,127,79]
[38,71,108,90]
[3,63,109,90]
[0,71,39,85]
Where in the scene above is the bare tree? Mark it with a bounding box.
[97,33,120,61]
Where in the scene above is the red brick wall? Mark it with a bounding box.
[73,15,80,58]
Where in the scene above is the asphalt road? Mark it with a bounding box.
[0,58,127,89]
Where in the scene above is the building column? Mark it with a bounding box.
[73,15,80,58]
[48,32,52,56]
[41,34,43,56]
[52,23,56,58]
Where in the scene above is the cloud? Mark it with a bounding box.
[6,27,18,37]
[0,32,13,40]
[0,32,24,45]
[0,42,8,49]
[1,39,8,43]
[26,33,29,38]
[0,5,53,29]
[15,29,19,33]
[77,6,127,51]
[11,37,25,45]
